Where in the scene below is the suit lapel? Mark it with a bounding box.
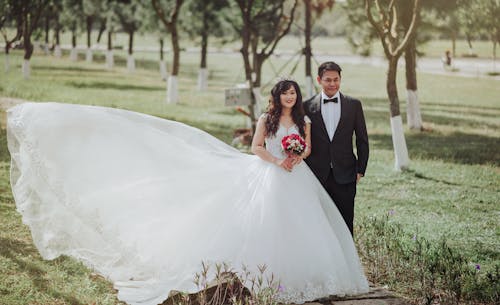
[309,94,330,142]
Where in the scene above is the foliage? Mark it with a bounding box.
[356,215,499,304]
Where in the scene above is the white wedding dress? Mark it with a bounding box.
[7,102,369,305]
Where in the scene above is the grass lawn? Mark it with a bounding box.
[0,48,498,304]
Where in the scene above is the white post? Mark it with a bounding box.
[22,60,30,79]
[70,47,78,61]
[86,48,93,63]
[197,68,208,91]
[54,45,62,58]
[127,54,135,72]
[43,44,49,55]
[406,89,422,130]
[167,75,178,104]
[390,115,410,170]
[159,60,168,80]
[106,50,114,69]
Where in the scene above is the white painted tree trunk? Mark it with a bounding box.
[70,47,78,61]
[159,60,168,80]
[167,75,178,104]
[22,60,30,79]
[4,54,10,72]
[252,87,262,115]
[86,48,93,63]
[54,45,62,58]
[43,44,49,55]
[305,76,315,99]
[106,50,114,69]
[406,89,423,130]
[127,55,135,72]
[197,68,208,91]
[390,115,410,170]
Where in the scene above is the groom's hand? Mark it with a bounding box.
[356,173,363,183]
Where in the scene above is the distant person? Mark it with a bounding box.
[443,50,453,70]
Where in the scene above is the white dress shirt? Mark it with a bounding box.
[321,91,341,141]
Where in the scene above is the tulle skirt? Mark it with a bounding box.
[7,102,368,305]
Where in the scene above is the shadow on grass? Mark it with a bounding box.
[370,131,500,166]
[0,237,85,305]
[0,129,8,163]
[404,169,461,186]
[66,80,164,91]
[31,65,108,73]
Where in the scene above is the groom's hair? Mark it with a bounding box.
[318,61,342,78]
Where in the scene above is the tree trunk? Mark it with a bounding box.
[106,29,113,69]
[405,40,422,130]
[96,20,106,44]
[54,17,61,58]
[167,25,180,104]
[387,58,400,117]
[387,57,409,170]
[70,24,78,61]
[198,11,209,91]
[493,39,497,72]
[44,14,50,54]
[159,38,168,80]
[451,31,456,58]
[23,16,33,79]
[304,0,314,98]
[466,33,474,55]
[86,16,93,62]
[127,30,135,72]
[171,26,180,76]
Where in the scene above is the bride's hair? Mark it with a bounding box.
[265,80,305,137]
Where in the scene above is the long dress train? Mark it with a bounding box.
[7,102,369,305]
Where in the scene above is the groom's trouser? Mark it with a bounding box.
[324,169,356,236]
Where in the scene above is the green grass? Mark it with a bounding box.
[0,48,499,304]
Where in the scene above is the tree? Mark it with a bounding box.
[20,0,50,79]
[477,0,500,72]
[61,0,83,62]
[0,0,23,72]
[365,0,421,170]
[116,0,144,72]
[82,0,102,62]
[302,0,334,98]
[152,0,184,104]
[138,3,169,80]
[228,0,298,132]
[182,0,229,91]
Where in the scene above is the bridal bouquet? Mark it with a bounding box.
[281,134,307,156]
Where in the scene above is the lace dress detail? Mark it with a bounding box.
[7,103,368,305]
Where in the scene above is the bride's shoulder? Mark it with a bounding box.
[259,113,269,121]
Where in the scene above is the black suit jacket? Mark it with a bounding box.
[304,93,369,184]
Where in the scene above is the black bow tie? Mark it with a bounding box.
[324,97,338,104]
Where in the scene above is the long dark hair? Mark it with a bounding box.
[265,80,305,137]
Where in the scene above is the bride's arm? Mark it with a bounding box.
[302,122,312,159]
[251,116,292,171]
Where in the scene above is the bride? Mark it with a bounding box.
[7,79,369,305]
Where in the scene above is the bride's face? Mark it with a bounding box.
[280,86,297,109]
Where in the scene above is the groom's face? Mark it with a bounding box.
[317,70,341,97]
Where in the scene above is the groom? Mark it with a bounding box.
[304,61,369,235]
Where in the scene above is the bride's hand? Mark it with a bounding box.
[275,158,293,172]
[290,155,302,166]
